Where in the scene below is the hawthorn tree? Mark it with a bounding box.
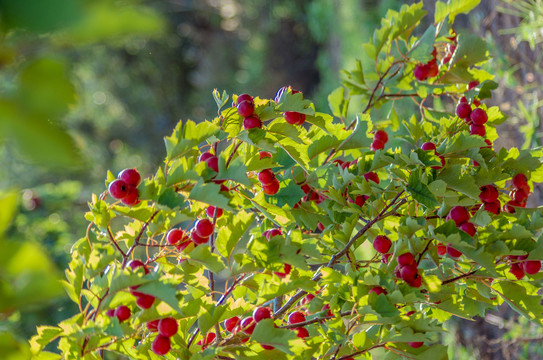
[31,2,543,359]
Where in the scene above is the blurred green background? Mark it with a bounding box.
[0,0,542,359]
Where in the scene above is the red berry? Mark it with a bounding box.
[274,263,292,278]
[253,307,272,322]
[369,286,387,296]
[511,188,529,203]
[201,332,216,346]
[371,139,385,151]
[263,179,280,195]
[484,200,501,215]
[483,139,493,148]
[354,195,369,207]
[479,185,499,203]
[121,185,139,206]
[264,228,282,240]
[258,169,276,185]
[199,152,214,163]
[106,309,115,317]
[127,260,149,274]
[446,246,462,258]
[206,206,223,218]
[421,142,437,152]
[205,156,219,172]
[288,311,306,325]
[400,264,418,282]
[459,222,476,236]
[243,115,262,129]
[373,235,392,254]
[237,100,255,117]
[295,327,310,338]
[284,111,306,125]
[470,123,486,137]
[408,341,424,348]
[512,174,528,189]
[240,317,256,335]
[317,222,325,231]
[437,243,446,256]
[447,206,470,226]
[236,94,253,106]
[114,306,131,322]
[301,294,315,306]
[259,151,272,159]
[468,80,479,90]
[364,171,379,184]
[382,253,392,264]
[374,130,389,144]
[195,219,214,238]
[151,335,171,356]
[134,292,156,309]
[118,168,141,187]
[398,252,416,266]
[510,262,525,280]
[427,59,438,77]
[261,344,275,350]
[522,260,541,275]
[408,275,423,288]
[108,179,129,199]
[166,228,186,245]
[456,102,471,119]
[190,229,209,245]
[158,317,178,337]
[414,64,429,81]
[431,156,446,170]
[224,316,240,332]
[147,319,159,332]
[470,108,488,125]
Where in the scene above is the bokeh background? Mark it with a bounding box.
[0,0,542,359]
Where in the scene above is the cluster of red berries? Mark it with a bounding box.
[236,94,262,130]
[106,305,131,322]
[447,205,476,237]
[371,130,389,151]
[198,151,219,173]
[456,96,489,137]
[508,254,541,280]
[149,317,178,355]
[394,252,422,288]
[479,184,501,215]
[288,311,310,339]
[420,141,445,169]
[504,173,531,213]
[275,86,306,126]
[223,307,275,350]
[127,260,156,309]
[414,48,439,81]
[167,218,215,251]
[442,31,457,64]
[258,168,280,195]
[108,168,141,206]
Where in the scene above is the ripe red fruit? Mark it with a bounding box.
[373,235,392,254]
[274,263,292,278]
[437,243,446,256]
[289,311,306,325]
[484,200,501,215]
[400,264,418,282]
[285,111,306,125]
[296,327,310,338]
[522,260,541,275]
[205,156,219,172]
[398,252,416,266]
[253,307,272,322]
[317,222,325,231]
[237,100,255,117]
[224,316,240,332]
[371,139,385,151]
[106,309,115,317]
[158,317,178,337]
[240,317,256,335]
[151,335,171,356]
[369,286,387,296]
[109,179,129,199]
[190,229,209,244]
[479,185,499,203]
[446,246,462,258]
[127,260,149,274]
[364,171,379,184]
[301,294,315,306]
[147,319,159,332]
[512,174,528,189]
[206,206,223,218]
[427,59,438,77]
[261,344,275,350]
[166,228,185,245]
[118,168,141,187]
[114,306,131,322]
[258,169,275,185]
[354,195,369,207]
[408,341,424,348]
[263,179,280,195]
[121,185,139,206]
[414,64,429,81]
[470,123,486,137]
[135,292,156,309]
[374,130,389,144]
[243,115,262,129]
[510,263,525,280]
[511,188,529,203]
[447,206,470,226]
[195,219,214,238]
[236,93,253,105]
[264,228,282,240]
[470,108,488,125]
[199,152,214,163]
[431,156,446,170]
[382,253,392,264]
[199,332,216,347]
[456,102,471,119]
[408,275,423,288]
[459,222,476,236]
[421,142,437,152]
[259,151,272,159]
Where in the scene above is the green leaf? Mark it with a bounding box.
[216,211,255,259]
[275,89,315,116]
[188,179,232,211]
[212,89,229,111]
[339,114,372,150]
[409,25,436,63]
[265,179,305,208]
[442,132,488,155]
[188,244,226,274]
[371,294,400,317]
[437,165,480,199]
[137,280,182,313]
[217,155,251,187]
[406,171,439,209]
[328,87,348,119]
[251,319,308,355]
[0,190,18,236]
[30,326,63,354]
[165,120,220,159]
[435,0,481,23]
[492,281,543,326]
[450,33,488,67]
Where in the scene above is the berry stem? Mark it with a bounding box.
[106,226,127,257]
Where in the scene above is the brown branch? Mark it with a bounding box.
[121,210,160,268]
[441,269,478,285]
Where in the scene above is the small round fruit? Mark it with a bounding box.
[437,243,446,256]
[147,319,159,332]
[373,235,392,254]
[106,309,115,317]
[397,252,416,266]
[421,142,437,152]
[127,260,149,274]
[301,294,315,306]
[522,260,541,275]
[511,188,529,203]
[258,169,276,185]
[354,195,369,207]
[206,206,223,218]
[459,222,477,237]
[509,262,525,280]
[263,179,280,195]
[484,200,501,215]
[224,316,240,332]
[446,246,462,259]
[512,174,528,189]
[121,186,139,206]
[408,341,424,348]
[152,335,171,356]
[195,219,214,238]
[274,263,292,278]
[447,206,470,226]
[261,344,275,350]
[414,64,429,81]
[427,59,439,77]
[158,317,178,337]
[240,317,256,335]
[470,108,488,125]
[296,327,310,338]
[264,228,282,240]
[288,311,306,325]
[236,93,253,106]
[431,156,445,170]
[285,111,306,125]
[400,264,418,282]
[408,275,423,288]
[190,229,209,245]
[456,103,471,119]
[109,179,129,199]
[363,172,379,184]
[479,185,499,203]
[374,130,389,144]
[166,228,186,245]
[198,152,214,163]
[243,115,262,129]
[371,139,385,151]
[205,156,219,172]
[237,100,255,117]
[135,292,156,310]
[114,306,131,322]
[368,286,387,296]
[470,123,486,137]
[118,168,141,187]
[259,151,272,159]
[253,307,272,322]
